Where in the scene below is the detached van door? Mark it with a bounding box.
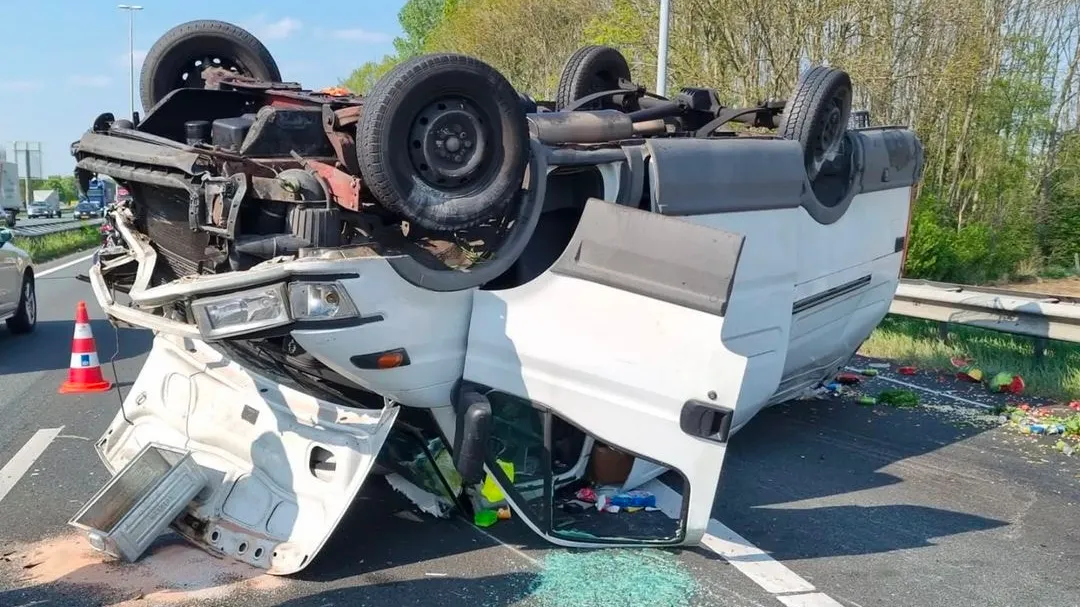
[464,198,746,546]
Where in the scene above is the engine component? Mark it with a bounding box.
[287,206,341,249]
[184,120,210,145]
[240,106,334,157]
[212,114,256,151]
[527,110,634,145]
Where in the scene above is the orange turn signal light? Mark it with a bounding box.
[376,351,405,369]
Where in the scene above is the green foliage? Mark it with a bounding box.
[13,225,100,263]
[340,1,1080,288]
[342,54,400,95]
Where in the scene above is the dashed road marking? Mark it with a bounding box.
[37,253,96,278]
[0,427,63,503]
[646,479,844,605]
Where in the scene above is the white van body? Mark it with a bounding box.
[89,126,922,573]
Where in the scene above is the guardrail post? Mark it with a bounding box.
[1033,336,1047,362]
[937,321,950,344]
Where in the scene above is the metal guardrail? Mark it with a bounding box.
[890,279,1080,353]
[11,218,103,237]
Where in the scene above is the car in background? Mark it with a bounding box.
[0,227,36,334]
[73,200,103,219]
[27,189,62,219]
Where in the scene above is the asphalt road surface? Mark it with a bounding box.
[0,253,1078,607]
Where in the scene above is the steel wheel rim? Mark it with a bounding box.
[808,89,850,180]
[176,55,245,90]
[408,97,491,190]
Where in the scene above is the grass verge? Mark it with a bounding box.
[13,225,100,264]
[859,316,1080,402]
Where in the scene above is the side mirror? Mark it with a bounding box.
[453,389,492,485]
[0,229,12,245]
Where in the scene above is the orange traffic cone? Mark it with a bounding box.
[58,301,113,394]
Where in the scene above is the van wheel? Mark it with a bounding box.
[140,19,281,112]
[357,53,528,231]
[556,45,637,111]
[778,66,853,181]
[4,211,15,227]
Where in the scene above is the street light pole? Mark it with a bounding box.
[656,0,671,97]
[118,4,143,120]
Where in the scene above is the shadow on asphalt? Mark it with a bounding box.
[710,393,1009,560]
[276,572,538,607]
[0,320,151,374]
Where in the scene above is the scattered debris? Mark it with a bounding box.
[474,509,499,528]
[877,389,920,408]
[530,549,696,607]
[497,507,512,520]
[868,362,891,369]
[956,367,984,382]
[0,532,285,605]
[857,395,877,406]
[858,368,880,377]
[575,487,598,503]
[393,510,425,523]
[386,472,454,519]
[990,372,1025,395]
[597,490,656,511]
[835,372,862,385]
[898,366,917,375]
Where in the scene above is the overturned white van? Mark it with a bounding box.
[73,20,923,574]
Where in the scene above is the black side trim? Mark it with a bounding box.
[551,198,744,316]
[230,313,384,341]
[350,347,411,370]
[792,274,873,314]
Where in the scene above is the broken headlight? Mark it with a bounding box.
[288,282,358,321]
[190,284,291,338]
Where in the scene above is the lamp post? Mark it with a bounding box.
[656,0,671,97]
[118,4,143,120]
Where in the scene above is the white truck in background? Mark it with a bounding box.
[0,160,21,227]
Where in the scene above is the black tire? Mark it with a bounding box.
[140,19,281,112]
[7,272,36,334]
[357,53,528,231]
[4,211,15,228]
[556,45,637,111]
[778,66,853,181]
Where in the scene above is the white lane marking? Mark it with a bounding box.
[844,366,994,410]
[777,592,847,607]
[37,253,95,278]
[0,427,63,503]
[646,480,833,600]
[468,523,541,567]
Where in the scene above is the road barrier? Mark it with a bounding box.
[890,279,1080,354]
[11,218,104,238]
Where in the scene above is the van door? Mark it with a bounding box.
[464,197,747,546]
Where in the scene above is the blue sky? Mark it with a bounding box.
[0,1,406,176]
